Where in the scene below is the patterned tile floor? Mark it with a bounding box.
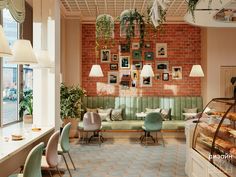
[45,138,187,177]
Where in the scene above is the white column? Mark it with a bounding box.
[33,0,61,129]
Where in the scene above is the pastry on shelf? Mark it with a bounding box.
[215,138,235,151]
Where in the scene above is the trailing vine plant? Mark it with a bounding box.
[119,9,145,48]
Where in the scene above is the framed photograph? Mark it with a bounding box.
[110,63,118,70]
[141,76,152,87]
[120,70,131,88]
[132,50,142,60]
[132,42,140,50]
[156,61,169,72]
[101,49,110,62]
[156,43,167,58]
[119,56,130,69]
[144,42,151,49]
[108,72,119,85]
[172,66,182,80]
[120,44,130,53]
[131,80,137,88]
[162,73,169,81]
[131,70,138,80]
[144,52,154,60]
[112,54,118,62]
[132,61,143,70]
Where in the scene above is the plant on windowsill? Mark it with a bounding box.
[119,9,145,48]
[19,90,33,124]
[60,83,86,137]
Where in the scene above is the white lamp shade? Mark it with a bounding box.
[140,65,155,77]
[189,65,204,77]
[33,50,53,68]
[8,40,38,64]
[0,25,12,57]
[89,64,104,77]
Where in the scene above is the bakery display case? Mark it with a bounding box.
[192,98,236,177]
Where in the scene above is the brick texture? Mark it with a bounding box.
[82,24,201,96]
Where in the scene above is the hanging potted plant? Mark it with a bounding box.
[119,9,145,48]
[96,14,115,47]
[60,83,86,137]
[187,0,199,21]
[19,90,33,124]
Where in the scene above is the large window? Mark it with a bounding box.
[2,9,19,125]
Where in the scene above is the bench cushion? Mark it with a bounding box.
[78,120,185,131]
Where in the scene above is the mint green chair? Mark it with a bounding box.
[58,123,75,177]
[9,142,44,177]
[141,112,165,146]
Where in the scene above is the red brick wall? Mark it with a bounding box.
[82,24,201,96]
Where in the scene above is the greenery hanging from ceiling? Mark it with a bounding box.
[119,9,145,48]
[96,14,115,49]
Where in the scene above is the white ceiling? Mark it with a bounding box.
[60,0,188,22]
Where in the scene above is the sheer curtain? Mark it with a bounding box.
[0,0,25,23]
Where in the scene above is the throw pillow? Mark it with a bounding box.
[86,108,97,113]
[161,109,171,121]
[183,108,198,120]
[98,108,112,121]
[111,109,123,121]
[145,108,161,113]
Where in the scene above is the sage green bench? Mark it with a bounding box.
[79,96,203,131]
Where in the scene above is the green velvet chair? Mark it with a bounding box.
[9,142,44,177]
[141,112,165,147]
[58,122,76,177]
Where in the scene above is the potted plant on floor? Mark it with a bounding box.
[19,90,33,124]
[60,83,86,137]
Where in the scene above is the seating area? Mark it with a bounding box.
[1,0,236,177]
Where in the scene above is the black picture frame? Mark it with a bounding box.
[110,63,118,70]
[120,44,130,53]
[132,61,143,70]
[162,73,169,81]
[144,52,154,60]
[132,50,142,60]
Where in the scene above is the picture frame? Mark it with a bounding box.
[110,63,118,70]
[156,61,169,72]
[120,44,130,53]
[108,72,119,85]
[172,66,182,80]
[120,70,131,88]
[101,49,110,62]
[162,73,169,81]
[141,76,152,87]
[156,43,167,58]
[112,54,119,62]
[119,56,130,69]
[132,50,142,60]
[144,52,154,60]
[132,61,143,70]
[144,42,151,49]
[132,42,140,50]
[131,70,138,80]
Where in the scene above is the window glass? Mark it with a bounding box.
[2,9,19,124]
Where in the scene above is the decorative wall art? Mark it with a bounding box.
[132,42,140,50]
[132,61,143,70]
[108,72,119,84]
[101,49,111,62]
[120,56,130,69]
[144,52,154,60]
[120,44,130,53]
[112,54,118,62]
[132,50,142,60]
[144,42,151,49]
[110,63,118,70]
[141,76,152,87]
[172,66,182,80]
[162,73,169,81]
[156,43,167,58]
[120,70,131,88]
[156,61,169,72]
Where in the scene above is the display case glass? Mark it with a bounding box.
[193,98,236,177]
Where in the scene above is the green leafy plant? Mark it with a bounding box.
[119,9,145,48]
[19,90,33,118]
[60,83,86,120]
[96,14,114,47]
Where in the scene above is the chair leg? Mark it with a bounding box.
[145,131,147,147]
[62,153,72,177]
[98,131,101,146]
[67,152,76,170]
[156,132,158,144]
[56,166,62,177]
[161,132,165,147]
[141,132,145,143]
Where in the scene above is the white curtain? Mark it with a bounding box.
[0,0,25,23]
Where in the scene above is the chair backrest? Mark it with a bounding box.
[45,131,60,167]
[60,122,71,152]
[144,112,163,131]
[23,142,44,177]
[83,112,101,131]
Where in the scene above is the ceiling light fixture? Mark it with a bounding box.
[189,65,204,77]
[0,25,12,57]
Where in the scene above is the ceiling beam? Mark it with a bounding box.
[141,0,147,13]
[123,0,126,11]
[104,0,108,13]
[167,0,177,13]
[94,0,100,14]
[114,0,117,17]
[133,0,136,9]
[84,0,92,16]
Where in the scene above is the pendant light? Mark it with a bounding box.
[189,65,204,77]
[7,24,38,64]
[89,5,103,77]
[141,65,155,77]
[0,25,12,57]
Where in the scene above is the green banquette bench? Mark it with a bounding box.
[80,96,203,131]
